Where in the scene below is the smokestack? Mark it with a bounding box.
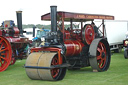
[33,25,36,37]
[16,11,23,34]
[50,6,57,32]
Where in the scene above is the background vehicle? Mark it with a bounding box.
[25,6,114,81]
[95,20,128,53]
[0,11,30,72]
[105,20,128,53]
[32,28,50,47]
[23,27,50,47]
[23,28,39,40]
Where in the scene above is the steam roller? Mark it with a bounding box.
[25,6,114,81]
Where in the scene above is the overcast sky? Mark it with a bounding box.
[0,0,127,25]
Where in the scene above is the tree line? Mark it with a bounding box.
[16,24,51,29]
[16,24,71,29]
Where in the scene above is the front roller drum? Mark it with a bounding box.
[25,52,66,81]
[89,38,111,71]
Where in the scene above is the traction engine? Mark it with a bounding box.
[0,11,30,72]
[25,6,114,81]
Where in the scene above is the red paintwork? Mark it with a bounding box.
[51,54,60,78]
[13,27,20,37]
[6,37,29,43]
[97,42,107,69]
[0,36,12,72]
[64,30,71,39]
[0,26,30,72]
[84,24,95,45]
[0,30,2,35]
[0,27,29,43]
[64,40,84,57]
[10,57,16,65]
[72,29,82,41]
[31,47,62,65]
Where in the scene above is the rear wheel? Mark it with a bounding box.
[89,38,111,71]
[0,36,12,72]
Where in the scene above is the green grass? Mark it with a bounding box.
[0,51,128,85]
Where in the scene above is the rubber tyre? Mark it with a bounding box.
[124,50,128,59]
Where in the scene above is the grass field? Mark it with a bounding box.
[0,51,128,85]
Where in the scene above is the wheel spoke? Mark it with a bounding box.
[97,47,102,53]
[100,59,103,64]
[0,60,4,67]
[1,53,6,55]
[100,43,104,51]
[0,39,3,44]
[51,55,60,78]
[98,59,103,68]
[0,43,4,50]
[0,60,2,64]
[1,56,8,62]
[0,48,8,52]
[98,61,102,67]
[97,55,101,60]
[98,55,106,68]
[0,59,1,62]
[0,61,2,66]
[102,56,106,62]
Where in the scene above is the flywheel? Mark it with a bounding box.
[0,36,12,72]
[25,52,66,81]
[82,24,95,45]
[89,38,111,71]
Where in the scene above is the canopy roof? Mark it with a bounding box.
[41,11,114,22]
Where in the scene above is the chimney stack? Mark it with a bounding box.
[16,11,23,34]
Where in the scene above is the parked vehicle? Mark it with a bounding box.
[32,28,50,47]
[105,20,128,52]
[23,28,40,40]
[95,20,128,53]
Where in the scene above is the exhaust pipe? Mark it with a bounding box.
[50,6,57,32]
[16,11,23,34]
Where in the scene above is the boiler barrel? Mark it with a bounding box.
[64,40,84,57]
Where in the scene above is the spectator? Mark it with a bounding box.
[91,22,100,38]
